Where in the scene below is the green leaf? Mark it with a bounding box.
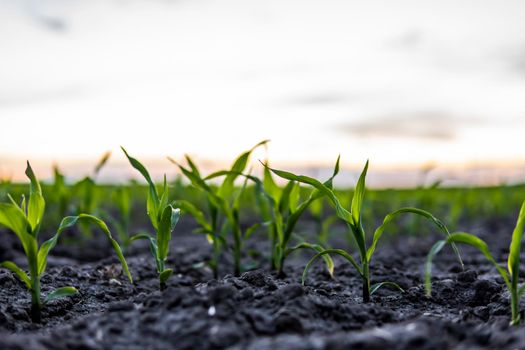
[519,283,525,299]
[159,269,173,284]
[278,181,296,214]
[0,261,31,289]
[172,200,212,232]
[367,207,464,266]
[285,242,335,278]
[130,233,160,269]
[0,203,30,239]
[39,215,133,283]
[508,200,525,280]
[244,223,261,240]
[425,232,510,297]
[94,151,111,175]
[351,160,368,227]
[121,147,159,226]
[370,281,404,295]
[157,206,180,261]
[218,140,269,198]
[25,162,45,235]
[301,248,362,285]
[263,163,280,200]
[43,286,78,304]
[265,165,351,223]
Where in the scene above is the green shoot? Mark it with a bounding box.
[122,147,180,290]
[0,162,132,322]
[425,200,525,325]
[267,159,462,302]
[72,151,112,237]
[110,186,132,250]
[170,140,268,277]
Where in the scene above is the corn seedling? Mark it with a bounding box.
[72,151,111,237]
[170,141,267,277]
[109,186,132,250]
[0,162,132,322]
[425,200,525,325]
[261,159,339,277]
[122,148,180,290]
[267,159,462,302]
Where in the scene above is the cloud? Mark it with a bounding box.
[335,112,483,140]
[279,93,351,107]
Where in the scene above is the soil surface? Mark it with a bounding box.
[1,215,525,350]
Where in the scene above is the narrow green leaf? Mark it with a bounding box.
[94,151,111,175]
[159,269,173,284]
[265,165,351,223]
[370,281,404,295]
[0,261,31,289]
[367,207,464,268]
[508,200,525,280]
[285,242,335,278]
[425,233,510,297]
[121,147,159,213]
[43,286,78,304]
[41,215,133,283]
[350,160,368,227]
[172,200,212,232]
[25,162,45,234]
[218,140,268,198]
[130,233,159,269]
[244,223,261,240]
[157,206,179,261]
[0,203,30,239]
[302,248,362,285]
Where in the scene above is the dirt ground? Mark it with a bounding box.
[1,215,524,350]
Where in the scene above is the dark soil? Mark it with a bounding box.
[1,216,525,350]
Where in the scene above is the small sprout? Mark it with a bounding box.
[122,147,180,290]
[0,162,132,322]
[426,200,525,325]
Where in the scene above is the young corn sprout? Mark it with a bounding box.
[260,159,338,277]
[73,151,112,237]
[170,140,268,278]
[0,162,132,322]
[425,200,525,325]
[266,159,462,302]
[121,147,180,290]
[109,186,132,250]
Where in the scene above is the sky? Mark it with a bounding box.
[1,0,525,185]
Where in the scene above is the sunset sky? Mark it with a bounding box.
[1,0,525,185]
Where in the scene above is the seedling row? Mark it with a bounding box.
[1,142,525,326]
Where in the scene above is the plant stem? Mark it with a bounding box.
[233,226,242,277]
[511,284,520,325]
[362,261,370,303]
[30,276,41,323]
[212,235,220,279]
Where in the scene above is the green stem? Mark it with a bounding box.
[511,283,520,325]
[30,276,41,323]
[362,261,370,303]
[233,226,242,277]
[212,234,220,279]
